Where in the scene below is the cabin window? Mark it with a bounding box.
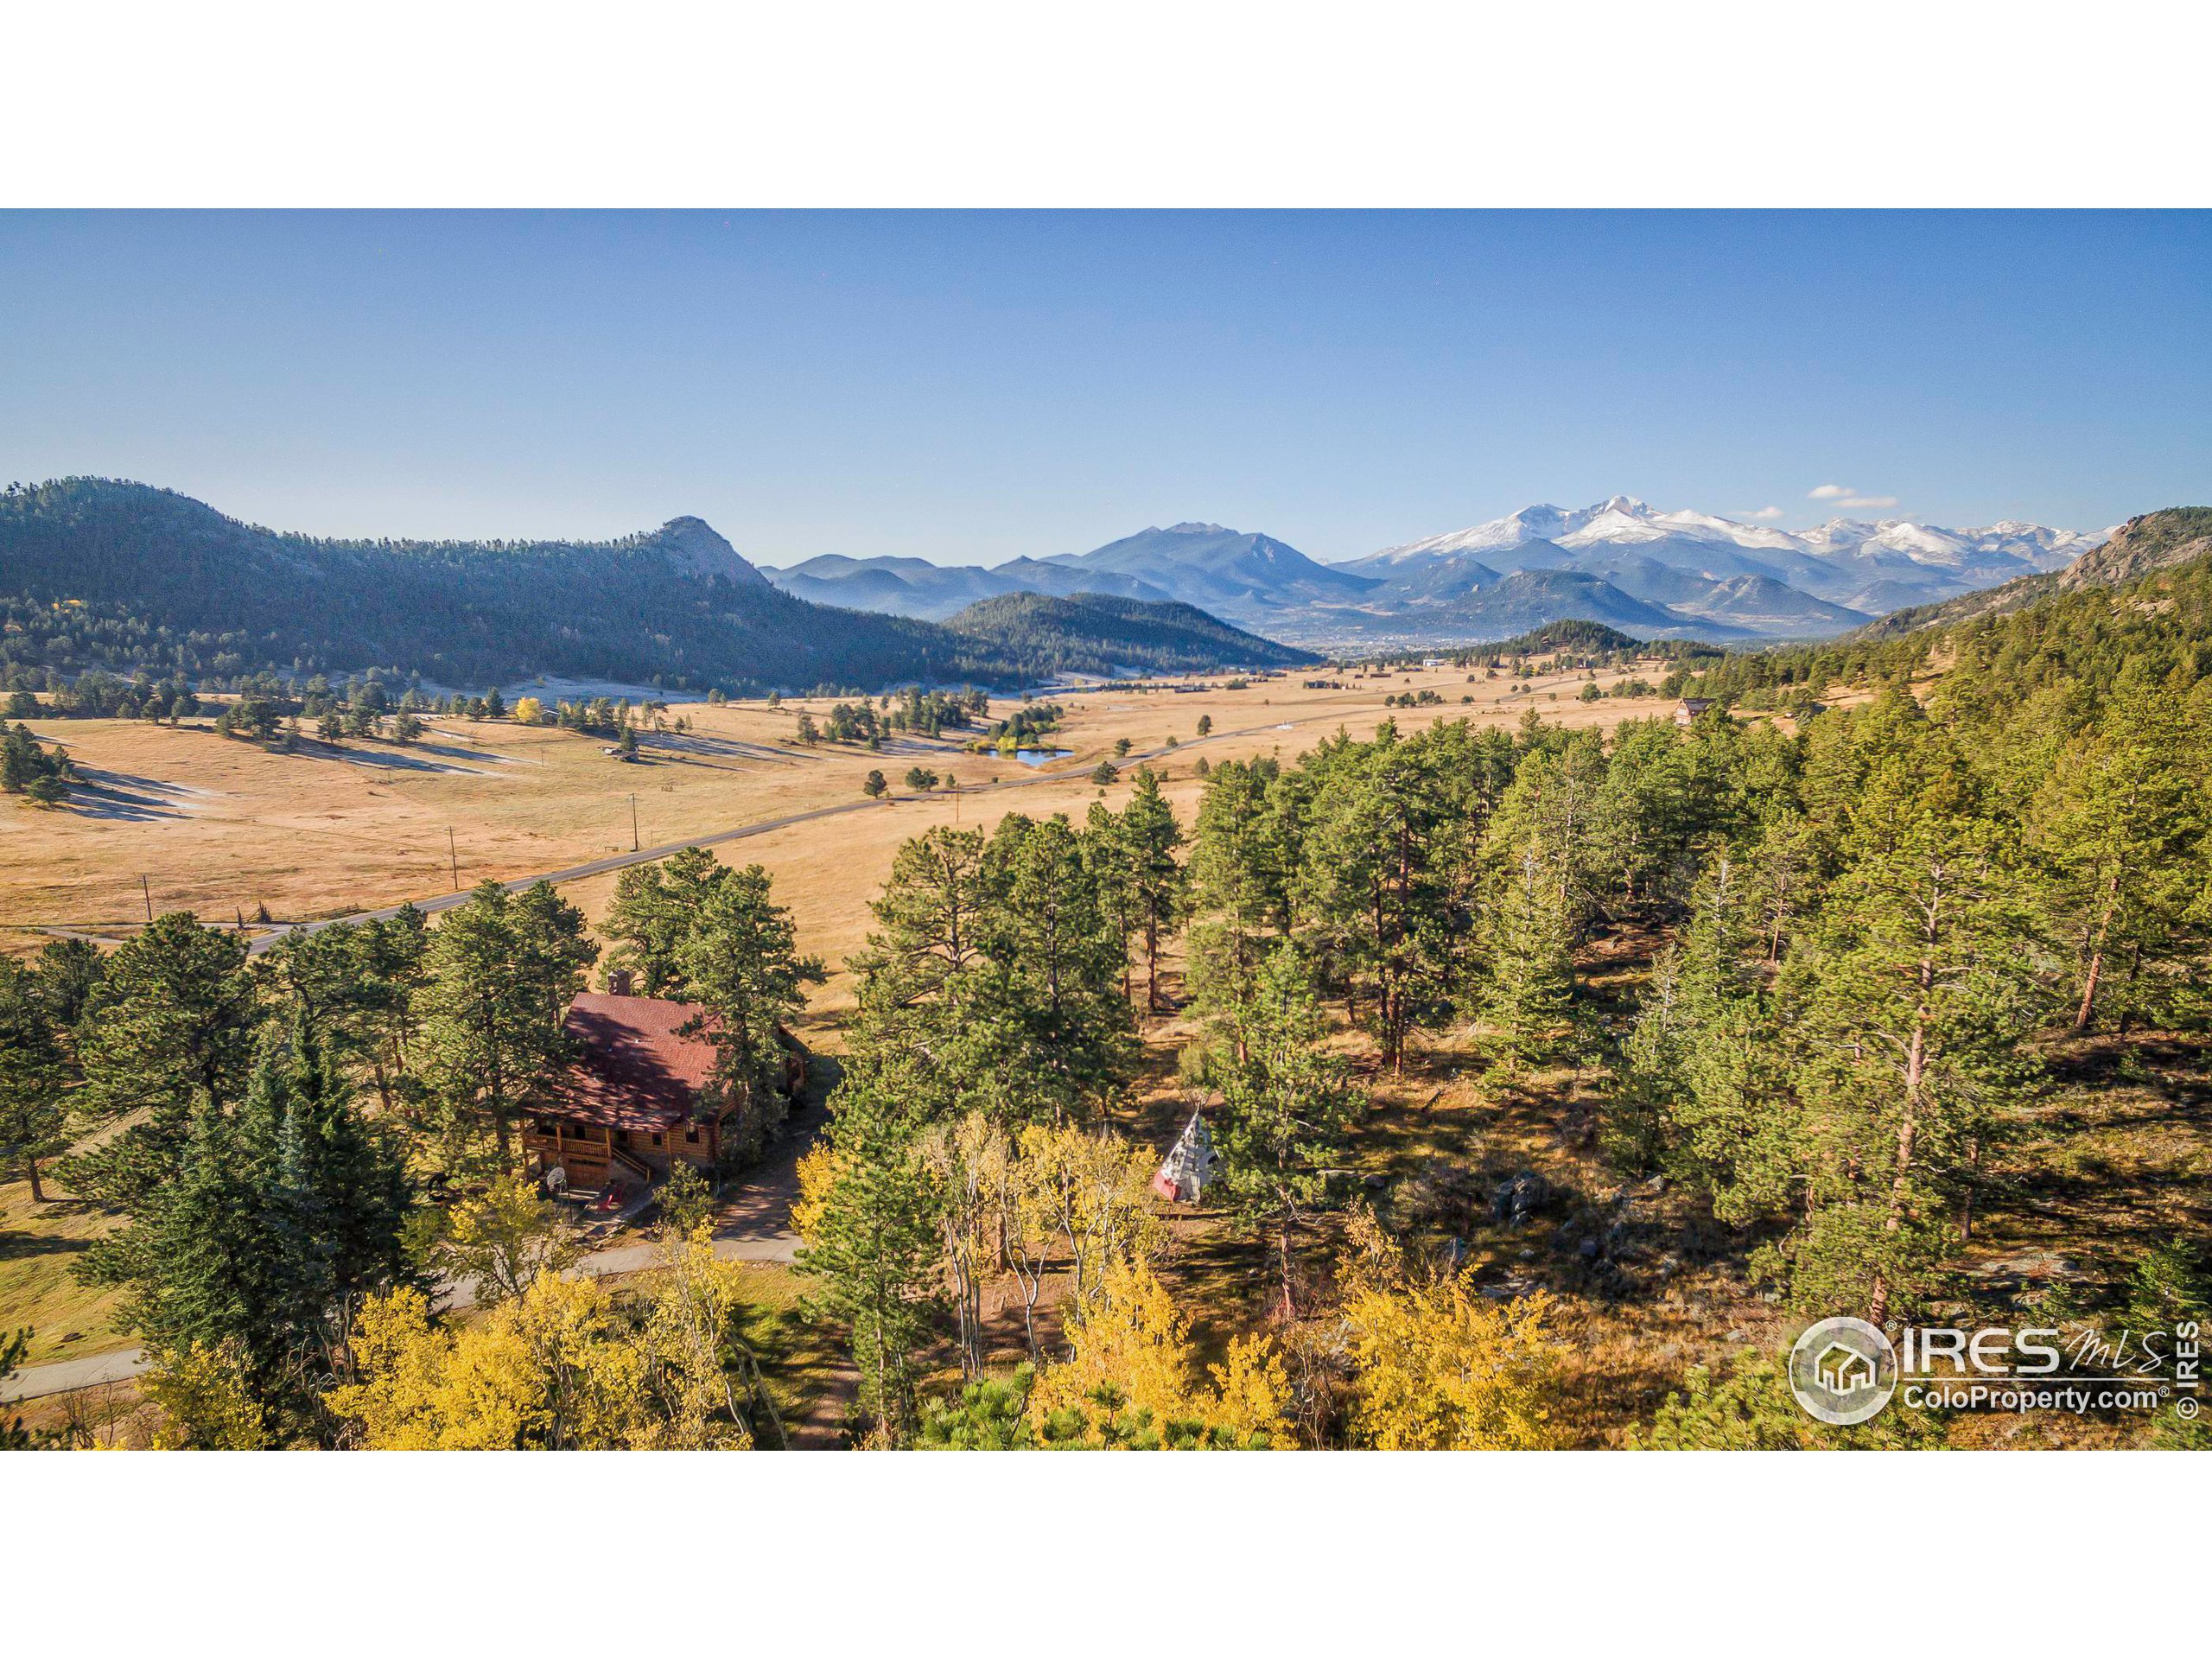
[614,1128,630,1147]
[652,1132,664,1147]
[685,1128,700,1145]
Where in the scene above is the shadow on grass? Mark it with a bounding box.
[0,1230,92,1262]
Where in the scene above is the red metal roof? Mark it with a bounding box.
[550,993,723,1131]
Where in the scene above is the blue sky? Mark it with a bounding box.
[1,211,2202,566]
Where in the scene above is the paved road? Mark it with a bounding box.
[0,1344,149,1402]
[0,1226,804,1403]
[2,1097,830,1404]
[226,715,1314,953]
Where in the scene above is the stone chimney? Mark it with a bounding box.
[607,967,635,996]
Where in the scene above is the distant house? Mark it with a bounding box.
[1674,697,1715,726]
[524,989,804,1193]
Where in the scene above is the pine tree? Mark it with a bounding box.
[0,958,69,1201]
[1211,944,1361,1316]
[1482,844,1577,1069]
[1186,758,1294,1055]
[2030,689,2209,1031]
[1298,730,1472,1071]
[601,845,727,995]
[1618,851,1795,1218]
[795,1084,944,1442]
[674,863,823,1161]
[65,913,259,1211]
[411,880,595,1168]
[973,813,1136,1122]
[1776,804,2043,1327]
[1116,767,1189,1014]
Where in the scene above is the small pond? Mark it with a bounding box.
[1013,748,1074,766]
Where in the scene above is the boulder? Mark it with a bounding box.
[1490,1170,1553,1226]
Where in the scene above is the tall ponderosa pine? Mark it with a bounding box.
[262,907,429,1117]
[1772,746,2044,1327]
[1185,758,1296,1048]
[1211,944,1362,1316]
[2030,688,2209,1032]
[973,813,1136,1122]
[66,912,259,1211]
[1116,768,1189,1015]
[674,862,824,1160]
[411,880,595,1168]
[1298,726,1477,1073]
[795,1083,944,1441]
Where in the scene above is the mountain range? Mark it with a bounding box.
[0,480,1312,693]
[0,479,2145,697]
[767,497,2111,645]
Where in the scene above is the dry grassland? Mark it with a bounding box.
[3,658,1681,1003]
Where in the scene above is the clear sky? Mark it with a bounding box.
[2,211,2203,566]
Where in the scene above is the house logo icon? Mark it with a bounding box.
[1789,1317,1897,1426]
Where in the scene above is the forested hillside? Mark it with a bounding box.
[944,591,1318,676]
[0,480,1307,695]
[1848,506,2212,642]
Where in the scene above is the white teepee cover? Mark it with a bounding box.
[1153,1108,1217,1203]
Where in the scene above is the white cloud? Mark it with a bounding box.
[1745,505,1784,520]
[1837,495,1899,510]
[1809,483,1854,499]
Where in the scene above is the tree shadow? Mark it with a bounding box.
[0,1229,92,1262]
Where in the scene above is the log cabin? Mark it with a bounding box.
[523,990,804,1193]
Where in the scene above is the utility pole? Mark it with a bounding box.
[630,793,639,852]
[141,874,154,923]
[448,828,460,892]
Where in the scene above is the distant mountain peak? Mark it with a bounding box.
[1164,520,1232,535]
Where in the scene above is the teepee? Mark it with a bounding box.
[1151,1108,1217,1204]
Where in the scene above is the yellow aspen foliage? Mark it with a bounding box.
[1205,1333,1294,1444]
[1014,1122,1165,1313]
[1336,1207,1565,1450]
[143,1340,272,1450]
[1030,1260,1289,1447]
[633,1224,764,1450]
[329,1278,654,1450]
[511,696,544,725]
[790,1139,842,1246]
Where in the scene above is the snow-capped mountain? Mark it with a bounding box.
[1357,497,2098,574]
[1340,498,2112,628]
[766,498,2114,650]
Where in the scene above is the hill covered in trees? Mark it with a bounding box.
[944,591,1319,677]
[1672,505,2212,714]
[0,480,1310,695]
[1848,506,2212,643]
